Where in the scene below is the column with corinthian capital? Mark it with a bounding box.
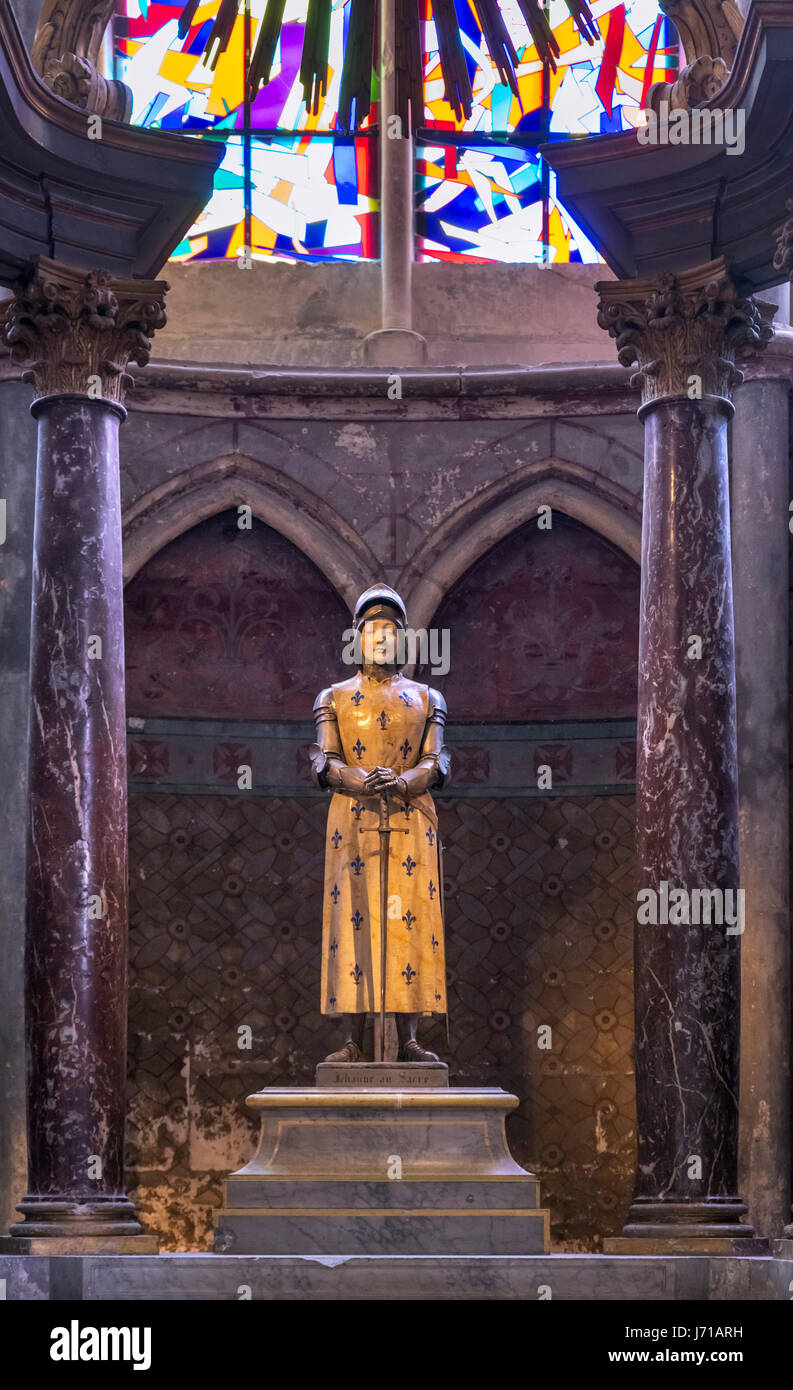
[0,258,167,1252]
[596,260,772,1252]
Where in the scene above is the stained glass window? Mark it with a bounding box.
[113,0,676,265]
[114,0,379,263]
[417,0,678,263]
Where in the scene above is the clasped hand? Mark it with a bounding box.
[364,765,403,797]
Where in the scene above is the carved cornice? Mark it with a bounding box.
[596,259,773,404]
[32,0,131,119]
[1,257,167,402]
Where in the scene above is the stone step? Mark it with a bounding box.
[223,1177,542,1211]
[214,1207,550,1256]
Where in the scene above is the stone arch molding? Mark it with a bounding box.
[121,454,379,612]
[398,459,642,633]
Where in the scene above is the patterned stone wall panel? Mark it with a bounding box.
[417,514,639,720]
[124,512,353,720]
[127,791,636,1252]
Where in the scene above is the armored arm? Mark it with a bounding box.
[310,688,368,794]
[397,689,451,799]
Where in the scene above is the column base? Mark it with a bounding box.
[0,1234,158,1254]
[362,328,427,366]
[612,1198,757,1249]
[10,1194,145,1239]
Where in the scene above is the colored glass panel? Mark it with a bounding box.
[416,140,597,263]
[116,0,370,132]
[418,0,677,263]
[421,0,678,136]
[115,0,378,261]
[169,133,378,262]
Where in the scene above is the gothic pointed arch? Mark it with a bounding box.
[400,459,641,634]
[122,453,378,612]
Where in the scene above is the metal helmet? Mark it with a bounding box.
[353,584,407,630]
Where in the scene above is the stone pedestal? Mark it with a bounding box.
[214,1081,548,1256]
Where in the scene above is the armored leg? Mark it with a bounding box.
[395,1012,440,1064]
[324,1012,367,1063]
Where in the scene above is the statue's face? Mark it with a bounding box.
[361,617,398,666]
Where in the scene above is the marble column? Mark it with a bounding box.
[597,261,772,1250]
[733,372,791,1239]
[0,258,167,1251]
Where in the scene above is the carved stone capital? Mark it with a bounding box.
[1,258,168,403]
[596,260,773,405]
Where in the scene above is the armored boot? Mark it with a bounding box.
[324,1012,367,1063]
[395,1012,440,1064]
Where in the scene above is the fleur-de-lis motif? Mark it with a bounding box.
[402,853,416,877]
[402,962,416,984]
[351,690,364,706]
[402,909,417,930]
[351,854,364,876]
[428,879,437,900]
[353,738,366,761]
[400,738,412,759]
[330,883,340,904]
[425,825,435,845]
[402,803,414,820]
[350,909,364,930]
[378,709,389,729]
[351,800,365,820]
[435,991,442,1003]
[331,828,342,847]
[431,934,439,953]
[400,692,412,706]
[330,995,337,1008]
[330,938,339,956]
[350,963,363,984]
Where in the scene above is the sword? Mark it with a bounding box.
[359,792,408,1061]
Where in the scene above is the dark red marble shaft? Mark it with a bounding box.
[12,394,140,1236]
[626,396,747,1238]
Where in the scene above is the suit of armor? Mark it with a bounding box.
[310,585,450,1062]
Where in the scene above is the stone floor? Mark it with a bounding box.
[2,1251,792,1300]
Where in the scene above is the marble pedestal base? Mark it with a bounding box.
[3,1253,793,1301]
[214,1084,549,1256]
